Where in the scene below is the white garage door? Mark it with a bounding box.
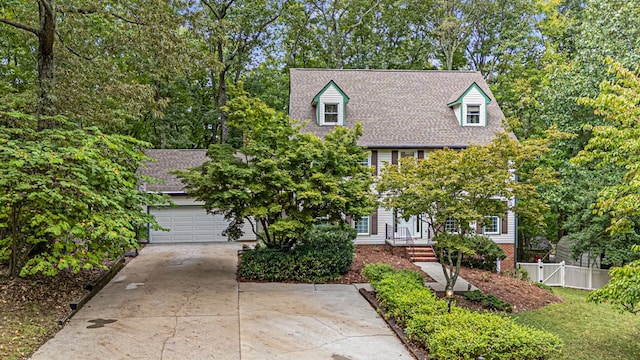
[149,206,230,243]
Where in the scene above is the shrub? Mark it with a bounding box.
[462,235,507,272]
[238,248,295,282]
[239,224,356,282]
[365,267,449,327]
[533,282,553,292]
[362,263,396,283]
[464,289,486,302]
[296,224,356,274]
[372,267,562,359]
[407,312,563,360]
[512,265,530,282]
[463,290,513,312]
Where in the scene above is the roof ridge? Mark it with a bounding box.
[289,68,480,74]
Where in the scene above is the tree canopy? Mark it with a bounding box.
[177,90,375,250]
[377,131,559,289]
[0,113,167,277]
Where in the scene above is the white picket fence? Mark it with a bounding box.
[516,260,610,290]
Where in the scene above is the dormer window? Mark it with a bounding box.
[466,105,481,125]
[447,82,491,127]
[312,80,349,126]
[324,103,339,123]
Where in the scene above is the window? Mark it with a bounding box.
[324,103,338,123]
[445,217,457,233]
[466,104,480,124]
[358,153,370,166]
[400,150,416,159]
[354,216,370,235]
[483,216,500,235]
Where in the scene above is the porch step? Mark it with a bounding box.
[408,246,437,262]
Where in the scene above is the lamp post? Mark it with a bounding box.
[445,287,454,313]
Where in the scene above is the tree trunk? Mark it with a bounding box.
[37,0,56,130]
[9,206,21,278]
[217,40,228,144]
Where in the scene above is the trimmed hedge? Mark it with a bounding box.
[363,263,563,360]
[407,312,563,360]
[239,225,356,282]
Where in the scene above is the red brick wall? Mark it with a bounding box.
[499,243,515,273]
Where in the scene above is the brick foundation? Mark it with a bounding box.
[498,243,515,273]
[383,243,409,258]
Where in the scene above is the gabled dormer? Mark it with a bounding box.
[312,80,349,126]
[447,82,491,127]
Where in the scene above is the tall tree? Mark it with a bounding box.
[0,0,191,131]
[283,0,439,70]
[1,0,56,128]
[190,0,285,144]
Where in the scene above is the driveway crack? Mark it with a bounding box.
[160,290,194,359]
[160,316,178,359]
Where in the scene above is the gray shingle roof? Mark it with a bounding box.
[289,69,507,148]
[139,149,207,193]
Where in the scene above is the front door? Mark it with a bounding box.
[395,215,415,240]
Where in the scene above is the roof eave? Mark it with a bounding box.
[364,144,468,150]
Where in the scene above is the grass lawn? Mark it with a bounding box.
[509,287,640,360]
[0,302,60,360]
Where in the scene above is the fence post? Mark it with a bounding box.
[560,261,565,287]
[588,266,593,290]
[537,259,544,283]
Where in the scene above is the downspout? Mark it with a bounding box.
[146,205,151,244]
[514,197,518,269]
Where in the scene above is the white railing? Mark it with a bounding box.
[517,260,610,290]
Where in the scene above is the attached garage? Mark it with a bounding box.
[148,206,231,243]
[140,150,256,244]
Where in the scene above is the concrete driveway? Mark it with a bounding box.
[30,243,412,360]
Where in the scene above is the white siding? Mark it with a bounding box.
[462,87,487,126]
[486,210,516,244]
[377,150,393,171]
[355,207,393,244]
[356,149,516,246]
[319,85,345,125]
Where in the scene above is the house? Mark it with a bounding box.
[289,69,516,267]
[139,149,254,243]
[139,69,516,268]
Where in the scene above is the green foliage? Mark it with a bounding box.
[177,90,374,249]
[0,0,193,130]
[296,225,356,274]
[0,114,167,277]
[364,265,446,325]
[368,266,562,359]
[407,311,562,360]
[533,282,553,292]
[463,290,513,312]
[512,265,530,282]
[588,258,640,314]
[238,225,356,282]
[567,63,640,313]
[574,62,640,234]
[462,235,507,272]
[378,131,556,289]
[361,263,396,283]
[557,164,640,267]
